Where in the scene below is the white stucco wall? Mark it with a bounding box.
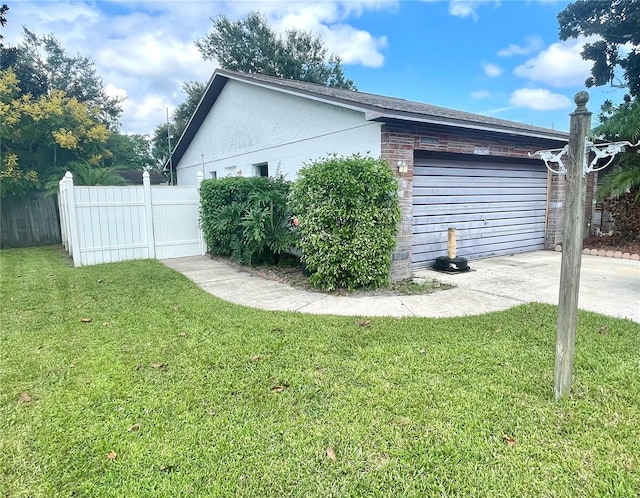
[175,80,382,185]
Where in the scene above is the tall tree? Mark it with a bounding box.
[0,4,8,46]
[558,0,640,98]
[150,81,206,170]
[0,68,111,196]
[172,80,206,138]
[1,28,124,129]
[196,11,355,90]
[104,133,155,171]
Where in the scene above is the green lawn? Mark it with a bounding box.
[1,247,638,497]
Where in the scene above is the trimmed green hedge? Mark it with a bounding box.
[290,154,400,291]
[200,176,295,265]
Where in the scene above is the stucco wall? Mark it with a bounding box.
[175,80,382,185]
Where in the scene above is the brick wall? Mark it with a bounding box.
[545,173,566,248]
[381,128,415,281]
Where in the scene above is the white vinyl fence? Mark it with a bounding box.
[58,171,206,267]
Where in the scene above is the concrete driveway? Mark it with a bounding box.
[163,250,639,322]
[414,250,639,322]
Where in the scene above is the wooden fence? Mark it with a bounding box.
[0,193,61,248]
[58,171,205,267]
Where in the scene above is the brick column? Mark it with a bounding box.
[584,172,598,236]
[381,126,414,281]
[545,172,566,248]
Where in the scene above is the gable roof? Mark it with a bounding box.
[168,68,569,169]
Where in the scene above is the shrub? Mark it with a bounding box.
[290,154,400,291]
[200,175,296,265]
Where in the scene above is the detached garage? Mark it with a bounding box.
[170,69,591,280]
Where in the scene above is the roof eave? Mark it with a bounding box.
[365,110,569,142]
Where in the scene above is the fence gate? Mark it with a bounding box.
[58,171,205,267]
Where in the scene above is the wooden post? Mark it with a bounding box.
[554,92,591,401]
[447,228,456,258]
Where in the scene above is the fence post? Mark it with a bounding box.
[196,171,206,256]
[143,171,156,259]
[63,172,82,267]
[58,178,68,250]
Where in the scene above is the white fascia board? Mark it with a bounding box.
[365,110,569,142]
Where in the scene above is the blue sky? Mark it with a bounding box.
[3,1,629,135]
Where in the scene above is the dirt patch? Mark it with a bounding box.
[209,255,448,296]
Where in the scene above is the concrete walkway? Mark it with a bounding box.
[162,251,640,322]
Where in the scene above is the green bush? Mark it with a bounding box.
[200,176,296,265]
[290,154,400,291]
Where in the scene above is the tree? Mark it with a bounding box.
[104,133,155,171]
[1,28,124,128]
[64,161,128,187]
[150,121,178,171]
[0,68,111,196]
[594,98,640,204]
[0,4,8,46]
[150,81,206,170]
[558,0,640,98]
[558,1,640,220]
[172,80,206,138]
[196,11,355,90]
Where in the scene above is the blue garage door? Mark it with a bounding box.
[412,157,548,269]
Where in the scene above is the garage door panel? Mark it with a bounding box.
[413,176,546,188]
[413,223,546,244]
[412,158,547,269]
[414,193,546,204]
[414,186,547,197]
[413,209,547,227]
[413,201,545,217]
[414,165,547,179]
[413,218,546,235]
[412,237,545,264]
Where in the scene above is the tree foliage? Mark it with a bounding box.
[104,133,155,171]
[1,27,123,128]
[558,0,640,98]
[151,80,205,170]
[0,68,111,196]
[172,81,206,138]
[196,11,355,89]
[0,4,8,46]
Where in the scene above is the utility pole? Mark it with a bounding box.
[167,107,174,186]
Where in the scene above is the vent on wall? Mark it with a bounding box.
[420,136,440,145]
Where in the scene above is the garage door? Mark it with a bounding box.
[412,157,548,269]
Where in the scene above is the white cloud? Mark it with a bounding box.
[275,5,388,67]
[509,88,572,111]
[497,36,544,57]
[446,0,497,20]
[513,38,595,87]
[471,90,492,99]
[482,62,503,78]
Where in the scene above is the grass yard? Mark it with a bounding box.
[1,247,639,497]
